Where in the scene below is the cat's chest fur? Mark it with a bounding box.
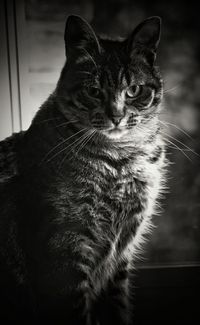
[59,147,164,272]
[53,148,164,289]
[75,150,163,223]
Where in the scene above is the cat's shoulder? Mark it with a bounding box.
[0,132,24,182]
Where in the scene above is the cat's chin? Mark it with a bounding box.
[102,128,128,140]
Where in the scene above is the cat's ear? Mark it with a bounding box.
[64,15,101,56]
[127,16,161,64]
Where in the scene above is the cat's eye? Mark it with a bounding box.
[126,85,141,98]
[125,84,155,110]
[87,87,100,98]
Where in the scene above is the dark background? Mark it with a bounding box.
[0,0,200,324]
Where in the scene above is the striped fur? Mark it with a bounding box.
[0,16,167,324]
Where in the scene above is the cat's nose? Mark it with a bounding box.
[111,115,123,126]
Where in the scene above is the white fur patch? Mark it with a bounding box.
[116,91,126,112]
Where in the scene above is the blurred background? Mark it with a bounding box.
[0,0,200,267]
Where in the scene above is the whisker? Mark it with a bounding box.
[76,130,96,155]
[160,131,199,157]
[163,84,182,94]
[159,120,193,139]
[46,129,91,163]
[162,137,192,161]
[68,130,92,155]
[74,133,93,156]
[58,130,92,170]
[166,145,194,152]
[55,120,79,128]
[137,123,196,161]
[41,128,87,164]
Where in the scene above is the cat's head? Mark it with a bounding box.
[56,15,163,142]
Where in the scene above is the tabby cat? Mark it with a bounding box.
[0,15,167,324]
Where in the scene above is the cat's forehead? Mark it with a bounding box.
[97,39,153,88]
[99,55,124,89]
[98,56,149,90]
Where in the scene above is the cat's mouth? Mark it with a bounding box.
[90,118,131,139]
[103,126,128,139]
[108,127,123,134]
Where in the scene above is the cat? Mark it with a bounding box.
[0,15,167,325]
